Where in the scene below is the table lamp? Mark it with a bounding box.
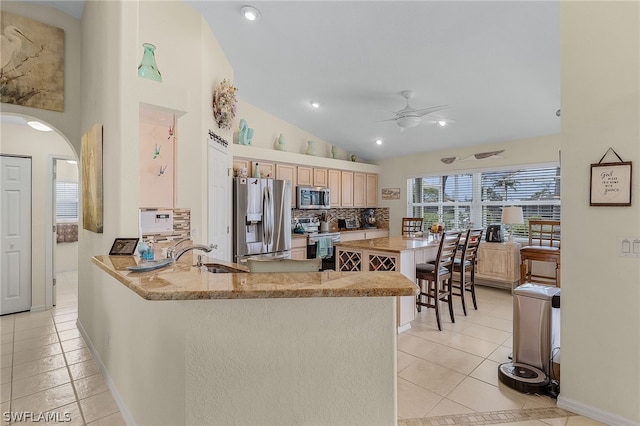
[501,206,524,244]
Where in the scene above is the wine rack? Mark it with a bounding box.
[368,255,397,272]
[338,251,362,272]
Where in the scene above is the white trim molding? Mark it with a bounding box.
[558,396,639,426]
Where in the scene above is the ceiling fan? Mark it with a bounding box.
[380,90,450,131]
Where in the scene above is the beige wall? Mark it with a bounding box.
[378,134,561,236]
[1,124,77,309]
[235,100,351,160]
[558,2,640,424]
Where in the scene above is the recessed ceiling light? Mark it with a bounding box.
[375,139,383,145]
[437,120,447,127]
[27,121,53,132]
[241,5,260,21]
[310,101,320,108]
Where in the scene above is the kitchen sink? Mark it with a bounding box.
[204,263,247,274]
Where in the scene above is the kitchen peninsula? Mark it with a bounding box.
[89,254,417,425]
[335,236,439,331]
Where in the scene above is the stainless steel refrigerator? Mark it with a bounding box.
[233,177,291,263]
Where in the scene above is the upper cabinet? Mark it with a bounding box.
[353,172,366,207]
[233,152,379,208]
[297,166,313,186]
[313,168,328,187]
[341,171,354,207]
[275,164,297,208]
[366,174,378,207]
[328,169,341,207]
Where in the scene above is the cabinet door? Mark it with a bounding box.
[290,247,307,260]
[233,158,250,175]
[366,174,378,207]
[276,164,297,208]
[313,168,328,187]
[297,166,313,186]
[252,161,274,178]
[341,171,354,207]
[365,229,388,239]
[328,169,341,207]
[353,172,366,207]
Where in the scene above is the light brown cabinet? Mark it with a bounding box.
[251,161,275,178]
[313,168,328,187]
[476,242,521,289]
[328,169,341,207]
[341,171,354,207]
[297,166,313,186]
[353,173,366,207]
[276,164,297,208]
[366,174,378,207]
[291,236,308,260]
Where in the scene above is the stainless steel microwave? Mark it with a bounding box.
[297,186,330,209]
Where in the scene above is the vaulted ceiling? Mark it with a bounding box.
[16,1,561,163]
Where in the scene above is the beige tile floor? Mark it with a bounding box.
[397,285,605,426]
[1,273,603,426]
[1,271,124,426]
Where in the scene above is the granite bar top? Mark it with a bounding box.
[92,254,418,301]
[334,236,439,254]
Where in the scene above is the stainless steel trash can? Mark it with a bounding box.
[513,283,561,374]
[498,283,561,395]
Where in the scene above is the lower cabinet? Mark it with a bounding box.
[475,242,520,289]
[291,236,308,260]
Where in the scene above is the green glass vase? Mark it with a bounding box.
[138,43,162,82]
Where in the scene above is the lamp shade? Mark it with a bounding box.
[501,206,524,225]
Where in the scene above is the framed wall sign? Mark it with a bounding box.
[590,148,632,206]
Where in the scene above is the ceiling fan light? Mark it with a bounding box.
[396,116,420,129]
[437,120,447,127]
[375,139,383,145]
[310,101,320,108]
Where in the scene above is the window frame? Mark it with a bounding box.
[407,162,561,239]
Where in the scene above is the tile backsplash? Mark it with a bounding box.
[292,207,389,230]
[140,207,190,242]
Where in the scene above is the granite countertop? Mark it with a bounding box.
[92,254,418,301]
[334,236,438,254]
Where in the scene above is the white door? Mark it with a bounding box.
[1,155,32,315]
[207,141,229,260]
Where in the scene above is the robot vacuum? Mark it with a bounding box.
[498,362,549,394]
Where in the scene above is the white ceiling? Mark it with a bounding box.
[11,1,560,163]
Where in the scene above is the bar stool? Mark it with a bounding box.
[415,230,462,330]
[452,228,483,315]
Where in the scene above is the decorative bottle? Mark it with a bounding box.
[138,43,162,82]
[306,141,315,155]
[252,163,260,178]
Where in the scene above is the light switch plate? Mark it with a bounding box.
[618,236,640,258]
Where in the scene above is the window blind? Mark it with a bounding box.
[56,181,79,221]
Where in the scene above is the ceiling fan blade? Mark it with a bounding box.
[377,118,401,123]
[414,105,449,117]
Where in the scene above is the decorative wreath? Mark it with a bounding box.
[212,79,237,130]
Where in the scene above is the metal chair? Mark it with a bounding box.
[415,230,462,330]
[402,217,424,236]
[452,229,483,315]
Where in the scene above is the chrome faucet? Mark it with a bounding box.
[166,238,191,259]
[173,244,216,261]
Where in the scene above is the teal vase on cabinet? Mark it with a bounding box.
[138,43,162,82]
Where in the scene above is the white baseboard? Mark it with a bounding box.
[558,395,639,426]
[30,305,46,312]
[76,319,136,426]
[397,323,411,333]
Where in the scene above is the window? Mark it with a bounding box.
[56,181,79,222]
[408,164,560,238]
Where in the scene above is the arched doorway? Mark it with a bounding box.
[0,113,78,313]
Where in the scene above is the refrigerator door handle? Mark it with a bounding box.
[267,186,274,244]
